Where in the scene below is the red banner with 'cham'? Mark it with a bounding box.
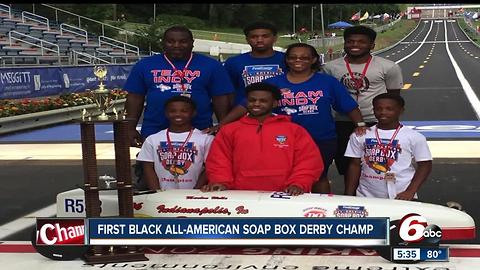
[36,218,85,245]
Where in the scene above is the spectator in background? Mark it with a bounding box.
[327,47,334,61]
[344,93,432,200]
[124,25,234,189]
[322,25,403,193]
[202,82,323,196]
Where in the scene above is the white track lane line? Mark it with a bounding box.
[395,20,433,64]
[0,204,56,240]
[443,20,480,119]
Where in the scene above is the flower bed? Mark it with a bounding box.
[0,89,127,118]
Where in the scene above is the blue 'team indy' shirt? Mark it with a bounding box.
[124,53,234,138]
[264,72,358,141]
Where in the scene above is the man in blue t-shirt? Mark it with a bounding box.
[203,22,286,135]
[124,25,234,146]
[224,21,286,105]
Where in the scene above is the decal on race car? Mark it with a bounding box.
[211,196,227,200]
[133,202,144,210]
[156,204,232,216]
[303,207,327,217]
[186,196,209,200]
[64,199,85,213]
[270,192,292,199]
[235,206,249,215]
[334,205,369,218]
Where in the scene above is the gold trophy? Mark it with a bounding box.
[75,67,148,263]
[91,66,116,120]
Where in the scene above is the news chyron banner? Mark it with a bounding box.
[0,65,132,99]
[35,215,452,263]
[88,218,388,245]
[36,217,388,246]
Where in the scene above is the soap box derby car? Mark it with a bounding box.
[52,188,476,263]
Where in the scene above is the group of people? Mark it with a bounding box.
[124,22,432,201]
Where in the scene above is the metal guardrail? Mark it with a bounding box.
[9,30,60,56]
[0,99,126,135]
[94,50,115,63]
[0,3,11,18]
[0,51,142,67]
[93,52,141,64]
[71,50,110,65]
[21,10,49,31]
[98,35,140,55]
[0,55,68,66]
[60,23,88,43]
[41,4,141,43]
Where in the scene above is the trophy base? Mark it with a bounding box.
[96,113,111,121]
[84,250,148,264]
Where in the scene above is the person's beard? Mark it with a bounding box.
[347,50,370,59]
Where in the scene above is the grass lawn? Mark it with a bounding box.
[306,19,419,55]
[457,18,480,46]
[374,19,418,51]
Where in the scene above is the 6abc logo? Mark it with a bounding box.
[398,213,442,244]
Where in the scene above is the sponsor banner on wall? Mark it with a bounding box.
[0,65,133,99]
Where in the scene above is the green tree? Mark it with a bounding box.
[129,18,165,53]
[230,4,265,27]
[259,4,294,32]
[208,4,237,27]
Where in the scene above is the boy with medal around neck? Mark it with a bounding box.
[137,96,214,191]
[344,93,432,200]
[322,25,403,191]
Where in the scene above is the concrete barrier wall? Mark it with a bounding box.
[193,39,285,56]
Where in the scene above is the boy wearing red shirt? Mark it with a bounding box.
[202,82,324,196]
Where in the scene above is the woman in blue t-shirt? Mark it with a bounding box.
[209,43,367,194]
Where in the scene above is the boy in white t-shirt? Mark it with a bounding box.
[137,96,214,191]
[344,93,432,200]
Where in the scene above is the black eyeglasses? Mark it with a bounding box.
[286,56,312,62]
